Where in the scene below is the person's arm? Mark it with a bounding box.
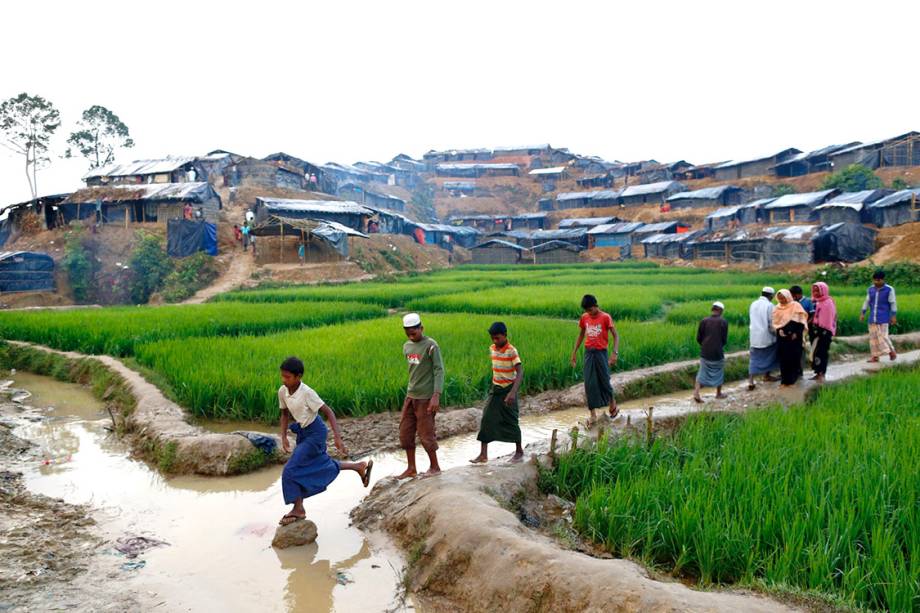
[505,363,524,406]
[570,328,585,367]
[320,404,347,456]
[889,287,897,325]
[428,343,444,414]
[860,292,869,321]
[766,304,775,334]
[279,403,291,454]
[696,320,704,346]
[721,320,728,348]
[608,320,619,365]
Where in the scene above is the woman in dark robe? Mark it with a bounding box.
[772,289,809,386]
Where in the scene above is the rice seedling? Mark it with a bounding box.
[133,315,745,421]
[0,301,385,356]
[546,364,920,611]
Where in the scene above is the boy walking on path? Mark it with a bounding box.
[694,301,729,403]
[571,294,619,425]
[470,322,524,464]
[398,313,444,479]
[278,357,372,526]
[861,270,898,362]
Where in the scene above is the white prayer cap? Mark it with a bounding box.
[712,301,725,310]
[762,286,775,295]
[402,313,422,328]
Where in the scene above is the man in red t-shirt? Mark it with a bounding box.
[570,294,619,425]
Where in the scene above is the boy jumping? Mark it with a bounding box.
[278,357,372,526]
[571,294,619,425]
[398,313,444,479]
[470,322,524,464]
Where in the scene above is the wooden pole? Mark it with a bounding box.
[280,222,284,263]
[125,206,129,229]
[549,429,558,464]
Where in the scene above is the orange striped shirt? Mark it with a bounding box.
[491,343,522,387]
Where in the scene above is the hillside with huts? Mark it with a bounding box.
[1,132,919,305]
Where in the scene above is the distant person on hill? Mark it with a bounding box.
[241,222,250,251]
[773,289,809,387]
[693,301,728,403]
[570,294,619,425]
[860,270,898,362]
[298,241,306,265]
[233,224,242,244]
[810,282,837,383]
[277,356,373,526]
[183,202,193,220]
[748,287,779,390]
[397,313,444,479]
[470,322,524,465]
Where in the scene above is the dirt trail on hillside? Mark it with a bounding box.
[184,251,256,303]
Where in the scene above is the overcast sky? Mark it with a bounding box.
[1,0,917,203]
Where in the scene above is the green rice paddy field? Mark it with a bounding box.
[1,262,917,420]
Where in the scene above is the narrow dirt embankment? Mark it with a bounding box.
[354,348,920,613]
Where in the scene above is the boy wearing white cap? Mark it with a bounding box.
[694,301,729,403]
[397,313,444,479]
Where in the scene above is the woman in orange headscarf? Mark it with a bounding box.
[772,289,809,386]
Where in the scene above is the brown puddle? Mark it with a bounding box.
[7,350,918,612]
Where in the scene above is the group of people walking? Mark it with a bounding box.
[275,272,900,527]
[693,270,899,401]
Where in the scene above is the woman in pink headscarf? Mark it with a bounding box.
[810,282,837,382]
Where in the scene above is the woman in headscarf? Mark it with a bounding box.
[810,282,837,382]
[772,289,809,386]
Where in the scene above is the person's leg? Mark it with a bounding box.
[608,395,618,418]
[693,379,703,403]
[881,324,896,360]
[470,441,488,464]
[397,400,418,479]
[868,324,881,362]
[417,400,441,475]
[339,460,368,478]
[716,384,725,399]
[588,407,598,425]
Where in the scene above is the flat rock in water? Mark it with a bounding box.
[272,519,318,549]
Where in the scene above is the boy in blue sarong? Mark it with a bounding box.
[278,357,373,526]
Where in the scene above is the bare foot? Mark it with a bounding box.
[395,468,417,480]
[890,351,897,361]
[508,452,524,464]
[747,383,756,391]
[421,468,441,478]
[715,393,727,399]
[867,356,879,363]
[469,455,488,464]
[693,394,703,404]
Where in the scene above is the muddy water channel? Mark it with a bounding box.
[8,353,914,612]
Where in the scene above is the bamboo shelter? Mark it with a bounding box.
[250,215,368,265]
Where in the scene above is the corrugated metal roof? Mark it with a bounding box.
[257,198,372,215]
[82,157,196,180]
[558,216,618,228]
[706,206,742,219]
[763,189,836,209]
[528,166,566,175]
[667,185,739,201]
[556,191,600,201]
[620,181,682,198]
[66,182,215,204]
[634,221,679,233]
[830,132,919,156]
[868,188,920,209]
[773,143,860,167]
[586,222,645,235]
[641,230,701,244]
[436,163,520,171]
[694,224,819,244]
[591,189,623,200]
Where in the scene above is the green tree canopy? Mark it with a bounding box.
[66,105,134,169]
[821,164,883,192]
[0,93,61,198]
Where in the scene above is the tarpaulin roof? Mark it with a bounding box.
[772,143,860,167]
[558,216,620,228]
[713,148,802,169]
[591,189,623,200]
[641,230,702,245]
[494,144,551,152]
[251,216,368,257]
[528,166,567,175]
[66,182,217,204]
[634,221,680,233]
[763,189,837,209]
[442,181,476,189]
[257,198,373,215]
[697,225,820,244]
[587,222,645,235]
[667,185,740,201]
[339,183,405,204]
[472,239,528,251]
[556,190,600,201]
[738,197,777,209]
[706,205,743,219]
[413,223,481,235]
[866,188,920,209]
[484,230,533,240]
[426,148,491,155]
[814,190,891,211]
[532,240,583,253]
[82,157,196,180]
[532,228,587,240]
[620,181,682,198]
[830,132,920,156]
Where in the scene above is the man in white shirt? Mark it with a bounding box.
[278,356,373,526]
[748,287,780,390]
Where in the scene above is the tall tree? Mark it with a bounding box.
[0,93,61,199]
[66,105,134,170]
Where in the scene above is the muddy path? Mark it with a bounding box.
[183,250,256,304]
